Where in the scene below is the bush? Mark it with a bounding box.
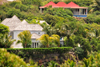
[44,8,73,18]
[15,4,28,11]
[43,14,58,26]
[74,47,84,59]
[0,48,27,67]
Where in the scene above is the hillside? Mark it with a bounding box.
[0,0,95,22]
[1,0,100,67]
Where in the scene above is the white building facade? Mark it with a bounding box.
[1,15,64,48]
[1,15,45,48]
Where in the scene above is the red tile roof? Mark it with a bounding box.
[67,2,80,7]
[57,2,68,7]
[40,1,58,8]
[40,1,87,9]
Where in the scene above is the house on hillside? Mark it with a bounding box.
[0,0,16,5]
[1,15,64,48]
[1,15,45,48]
[40,1,88,17]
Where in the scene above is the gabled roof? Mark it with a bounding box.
[57,2,68,7]
[1,15,43,31]
[22,20,29,24]
[1,15,22,31]
[67,2,80,7]
[31,33,40,39]
[40,1,88,9]
[40,1,59,8]
[14,24,43,31]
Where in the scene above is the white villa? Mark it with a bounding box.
[1,15,45,48]
[1,15,64,48]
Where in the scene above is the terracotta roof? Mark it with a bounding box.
[40,1,59,8]
[67,2,80,8]
[40,1,87,8]
[57,2,68,7]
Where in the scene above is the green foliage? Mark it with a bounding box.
[43,14,58,26]
[0,24,9,34]
[86,11,100,24]
[44,8,73,18]
[0,48,27,67]
[74,47,84,59]
[14,3,28,11]
[16,30,32,48]
[0,34,16,48]
[21,0,41,6]
[7,47,72,55]
[60,52,100,67]
[47,61,59,67]
[37,34,60,48]
[0,24,14,48]
[60,59,76,67]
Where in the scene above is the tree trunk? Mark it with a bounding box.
[25,42,26,48]
[58,44,60,47]
[5,43,7,48]
[47,44,49,48]
[67,35,70,46]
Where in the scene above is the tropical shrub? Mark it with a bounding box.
[37,34,60,47]
[0,48,27,67]
[60,59,76,67]
[0,34,16,48]
[0,24,9,34]
[16,30,32,48]
[47,61,59,67]
[44,8,73,18]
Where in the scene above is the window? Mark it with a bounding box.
[38,32,40,34]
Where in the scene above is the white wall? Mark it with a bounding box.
[7,0,15,1]
[11,30,45,48]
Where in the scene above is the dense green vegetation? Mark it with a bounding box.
[16,30,32,48]
[7,47,72,54]
[0,48,27,67]
[37,34,60,47]
[1,0,100,67]
[0,24,15,48]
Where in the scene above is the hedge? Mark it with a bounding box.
[7,47,72,63]
[7,47,72,54]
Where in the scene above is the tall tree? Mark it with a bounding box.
[0,34,16,48]
[0,24,14,48]
[37,34,51,48]
[37,34,60,48]
[51,34,60,47]
[16,30,32,48]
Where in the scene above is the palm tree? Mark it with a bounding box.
[0,34,16,48]
[37,34,61,48]
[37,34,51,48]
[16,30,32,48]
[51,34,60,47]
[59,23,77,47]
